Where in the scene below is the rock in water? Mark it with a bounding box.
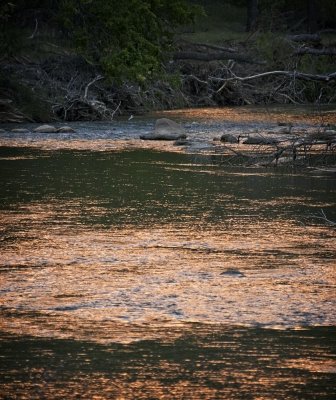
[57,126,75,133]
[140,118,187,140]
[155,118,185,135]
[220,268,245,277]
[11,128,30,133]
[220,133,239,143]
[33,124,58,133]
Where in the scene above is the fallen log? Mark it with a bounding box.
[294,47,336,56]
[173,51,264,65]
[286,33,321,43]
[180,41,237,53]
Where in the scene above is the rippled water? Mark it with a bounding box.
[1,109,336,398]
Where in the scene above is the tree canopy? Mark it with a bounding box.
[0,0,201,82]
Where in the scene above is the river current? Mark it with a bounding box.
[0,107,335,398]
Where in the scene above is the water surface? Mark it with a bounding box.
[0,112,335,398]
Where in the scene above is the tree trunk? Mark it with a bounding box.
[307,0,318,33]
[246,0,258,32]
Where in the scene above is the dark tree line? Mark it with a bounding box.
[245,0,336,32]
[0,0,201,82]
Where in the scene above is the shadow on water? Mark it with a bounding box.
[1,327,335,399]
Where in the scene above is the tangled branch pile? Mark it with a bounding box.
[174,33,336,107]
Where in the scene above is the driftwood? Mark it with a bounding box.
[55,74,123,120]
[58,97,119,121]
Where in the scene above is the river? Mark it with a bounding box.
[0,107,335,398]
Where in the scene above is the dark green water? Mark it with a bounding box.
[0,143,335,398]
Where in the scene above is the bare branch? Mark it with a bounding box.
[84,75,104,100]
[28,18,38,39]
[311,209,336,226]
[111,101,121,119]
[210,70,336,83]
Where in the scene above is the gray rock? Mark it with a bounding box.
[243,136,278,145]
[155,117,186,135]
[220,133,240,143]
[57,126,75,133]
[140,133,187,141]
[11,128,30,133]
[33,124,58,133]
[220,268,245,277]
[268,126,292,134]
[141,117,187,140]
[173,138,192,146]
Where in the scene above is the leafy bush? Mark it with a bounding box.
[59,0,201,82]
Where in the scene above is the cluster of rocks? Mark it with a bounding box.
[139,119,336,156]
[139,118,296,147]
[0,124,76,134]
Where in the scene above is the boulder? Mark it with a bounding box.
[140,132,187,141]
[33,124,58,133]
[11,128,30,133]
[220,268,245,277]
[220,133,240,143]
[57,126,75,133]
[268,126,292,134]
[141,118,186,140]
[155,117,186,135]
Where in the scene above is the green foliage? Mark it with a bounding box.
[0,0,201,83]
[297,54,336,75]
[58,0,201,82]
[256,32,293,68]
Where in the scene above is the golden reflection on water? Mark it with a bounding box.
[1,197,335,343]
[0,138,184,152]
[158,105,336,124]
